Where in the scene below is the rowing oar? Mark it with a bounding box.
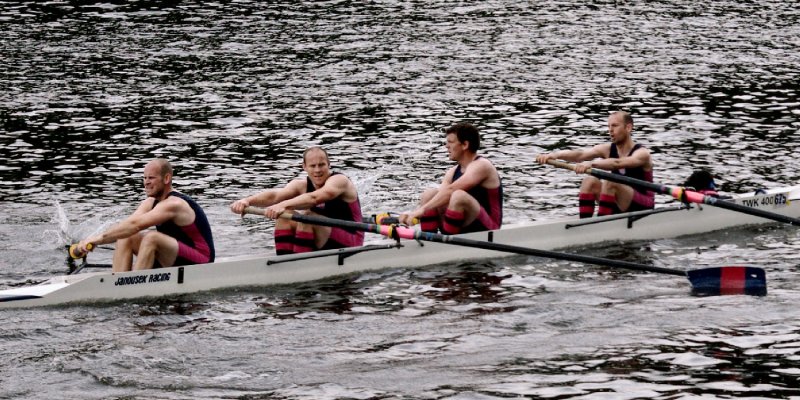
[65,243,115,274]
[243,207,766,296]
[547,159,800,227]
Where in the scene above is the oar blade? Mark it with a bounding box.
[686,266,767,296]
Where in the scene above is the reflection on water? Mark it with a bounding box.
[1,0,800,399]
[256,278,362,317]
[417,262,510,304]
[485,325,800,398]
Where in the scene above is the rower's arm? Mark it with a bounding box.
[415,167,459,214]
[591,147,652,171]
[250,181,305,206]
[277,175,349,210]
[82,198,180,247]
[537,144,608,164]
[231,180,304,213]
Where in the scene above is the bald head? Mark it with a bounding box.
[146,158,173,177]
[611,111,633,127]
[302,146,330,167]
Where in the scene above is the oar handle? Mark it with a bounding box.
[243,207,420,225]
[68,243,94,259]
[369,212,419,226]
[546,159,583,172]
[242,206,309,219]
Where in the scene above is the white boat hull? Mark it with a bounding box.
[2,186,799,309]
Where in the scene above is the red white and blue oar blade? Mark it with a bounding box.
[686,266,767,296]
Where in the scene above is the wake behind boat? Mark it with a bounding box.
[2,185,799,309]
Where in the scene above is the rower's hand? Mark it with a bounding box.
[264,203,287,219]
[71,238,97,259]
[230,198,250,215]
[574,161,592,174]
[399,210,422,226]
[535,153,554,165]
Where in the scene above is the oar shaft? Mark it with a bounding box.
[242,207,684,277]
[547,159,800,226]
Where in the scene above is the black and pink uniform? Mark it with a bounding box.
[306,173,364,249]
[610,143,655,212]
[445,157,503,233]
[154,191,215,266]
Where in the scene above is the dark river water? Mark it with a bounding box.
[2,1,800,399]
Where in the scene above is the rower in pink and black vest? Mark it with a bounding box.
[303,173,364,250]
[75,159,215,272]
[153,191,215,266]
[400,122,503,234]
[606,143,655,213]
[536,111,654,218]
[230,146,364,254]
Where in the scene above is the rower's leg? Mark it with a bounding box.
[293,222,316,253]
[112,232,143,272]
[418,188,441,232]
[578,193,596,218]
[610,183,635,212]
[274,218,296,255]
[133,232,178,270]
[441,190,480,234]
[599,181,634,214]
[579,176,602,218]
[442,209,465,234]
[597,194,617,216]
[310,224,333,249]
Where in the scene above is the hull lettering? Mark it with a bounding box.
[114,272,172,286]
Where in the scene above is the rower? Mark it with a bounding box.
[399,122,503,234]
[535,111,654,218]
[73,159,215,272]
[230,146,364,254]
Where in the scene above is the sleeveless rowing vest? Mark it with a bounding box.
[306,172,363,231]
[153,191,215,262]
[610,144,652,195]
[452,157,503,226]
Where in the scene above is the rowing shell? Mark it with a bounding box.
[2,185,799,309]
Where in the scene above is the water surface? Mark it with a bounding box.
[1,1,799,399]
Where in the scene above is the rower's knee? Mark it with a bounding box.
[580,176,601,193]
[138,232,159,254]
[275,218,294,230]
[449,189,470,204]
[115,235,138,253]
[420,188,438,204]
[601,181,628,196]
[448,190,479,211]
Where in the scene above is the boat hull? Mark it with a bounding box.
[2,186,799,309]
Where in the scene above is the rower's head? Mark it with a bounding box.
[143,158,173,199]
[608,111,633,145]
[444,122,480,161]
[303,146,332,188]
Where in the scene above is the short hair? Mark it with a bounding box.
[612,110,633,127]
[444,122,480,152]
[151,158,173,177]
[302,146,330,165]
